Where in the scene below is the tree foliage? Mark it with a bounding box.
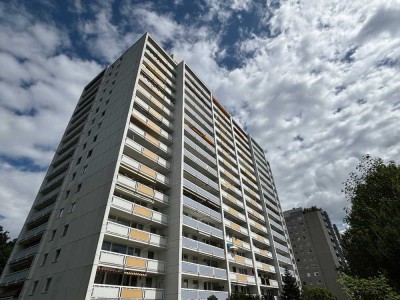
[282,268,301,300]
[341,155,400,292]
[302,287,336,300]
[0,225,16,275]
[338,273,400,300]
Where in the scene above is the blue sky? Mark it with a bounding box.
[1,0,400,237]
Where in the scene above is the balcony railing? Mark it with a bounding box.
[184,163,219,191]
[224,220,248,235]
[0,269,29,285]
[125,138,170,170]
[111,196,168,225]
[223,204,246,222]
[121,155,170,185]
[182,261,227,279]
[253,247,273,259]
[256,262,276,273]
[183,179,220,206]
[181,289,228,300]
[277,254,292,265]
[221,191,243,209]
[129,123,171,155]
[134,97,173,129]
[116,175,169,205]
[229,273,256,285]
[10,245,39,263]
[182,237,225,259]
[274,242,289,253]
[228,237,251,251]
[269,219,284,232]
[182,215,223,239]
[20,223,47,242]
[251,232,270,246]
[266,208,281,221]
[228,254,253,267]
[184,149,217,177]
[105,221,167,248]
[271,230,286,242]
[184,125,215,154]
[91,284,164,300]
[248,219,268,234]
[132,109,172,142]
[34,187,60,208]
[185,95,213,125]
[99,250,165,273]
[26,204,55,225]
[247,207,265,222]
[137,81,174,111]
[184,137,216,166]
[182,196,221,222]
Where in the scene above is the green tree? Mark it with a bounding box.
[0,225,16,275]
[282,268,301,300]
[338,273,400,300]
[341,155,400,292]
[302,287,336,300]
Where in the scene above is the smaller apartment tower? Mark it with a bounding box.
[284,207,346,300]
[0,33,299,300]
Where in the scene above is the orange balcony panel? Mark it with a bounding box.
[145,133,160,146]
[126,257,147,269]
[130,229,150,241]
[143,148,158,160]
[121,289,143,299]
[140,165,157,178]
[149,108,162,121]
[237,274,247,282]
[233,238,242,247]
[134,206,152,218]
[137,184,155,197]
[235,256,245,264]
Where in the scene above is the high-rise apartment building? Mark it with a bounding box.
[283,207,346,300]
[0,33,299,300]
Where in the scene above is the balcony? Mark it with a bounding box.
[141,68,175,99]
[185,105,213,135]
[183,179,220,206]
[182,237,225,259]
[228,237,251,251]
[111,196,168,225]
[20,223,47,243]
[182,261,227,279]
[182,215,223,239]
[247,207,265,222]
[274,242,289,253]
[228,254,253,267]
[218,157,238,175]
[124,138,170,171]
[91,284,164,300]
[121,155,170,186]
[181,289,228,300]
[224,220,248,236]
[277,254,292,265]
[0,269,29,286]
[182,196,222,222]
[269,219,284,232]
[128,123,171,156]
[105,221,167,248]
[184,149,217,178]
[251,232,270,246]
[132,109,172,143]
[266,208,281,221]
[34,187,60,209]
[256,262,276,273]
[185,125,215,155]
[116,174,169,205]
[220,179,241,197]
[47,157,71,180]
[26,204,55,226]
[146,45,175,77]
[185,95,213,125]
[184,137,216,166]
[137,80,174,111]
[223,204,246,222]
[143,56,175,87]
[134,97,173,130]
[248,219,268,234]
[229,273,256,285]
[219,167,240,186]
[221,191,243,209]
[185,84,212,112]
[245,197,263,212]
[253,247,273,259]
[184,163,219,191]
[99,250,165,273]
[242,185,260,200]
[271,230,286,242]
[40,172,65,195]
[10,245,39,264]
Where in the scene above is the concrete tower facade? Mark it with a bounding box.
[0,33,299,300]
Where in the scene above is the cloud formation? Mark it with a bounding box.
[0,0,399,236]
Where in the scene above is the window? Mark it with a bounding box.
[41,253,48,266]
[193,280,199,289]
[147,251,154,259]
[82,165,88,174]
[87,150,93,158]
[76,183,82,193]
[93,135,98,143]
[183,279,188,288]
[61,224,69,237]
[307,273,311,278]
[88,130,91,136]
[314,272,320,276]
[54,249,61,262]
[69,203,76,213]
[95,108,99,113]
[30,280,39,295]
[101,111,105,117]
[98,122,102,129]
[49,230,56,241]
[64,190,70,199]
[76,157,82,165]
[105,99,109,105]
[43,278,52,293]
[145,277,152,288]
[83,143,87,150]
[182,254,188,261]
[58,209,64,219]
[72,172,76,180]
[91,119,95,124]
